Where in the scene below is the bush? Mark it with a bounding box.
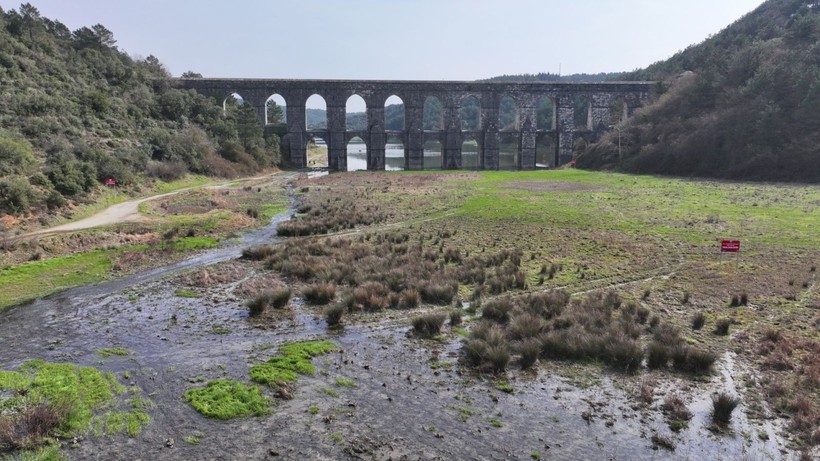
[671,346,716,374]
[411,312,447,337]
[603,332,643,372]
[398,289,420,309]
[241,245,276,261]
[508,312,543,340]
[646,341,671,369]
[0,176,33,215]
[348,282,392,311]
[247,288,292,316]
[482,298,514,323]
[449,308,463,327]
[324,304,345,327]
[302,283,336,305]
[0,401,66,450]
[714,318,730,336]
[419,282,457,305]
[485,345,510,373]
[691,312,706,330]
[516,338,541,369]
[711,392,739,426]
[527,290,569,319]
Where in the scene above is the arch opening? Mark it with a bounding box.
[536,96,554,130]
[423,96,443,131]
[346,136,367,171]
[385,95,404,131]
[385,135,405,171]
[306,135,328,168]
[499,96,518,131]
[574,95,591,130]
[346,94,366,131]
[223,93,244,112]
[610,96,628,126]
[535,133,556,168]
[498,133,519,169]
[460,95,480,131]
[423,139,442,170]
[306,94,327,130]
[265,94,286,125]
[461,136,480,169]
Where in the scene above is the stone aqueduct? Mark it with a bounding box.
[175,79,653,171]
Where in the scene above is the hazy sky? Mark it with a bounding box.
[2,0,763,80]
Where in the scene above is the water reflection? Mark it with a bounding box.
[345,143,481,171]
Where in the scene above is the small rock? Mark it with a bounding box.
[269,449,280,456]
[165,438,174,448]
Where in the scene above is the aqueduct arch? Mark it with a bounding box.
[175,79,652,171]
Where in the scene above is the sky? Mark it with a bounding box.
[1,0,765,81]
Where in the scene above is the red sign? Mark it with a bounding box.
[721,240,740,253]
[104,178,117,187]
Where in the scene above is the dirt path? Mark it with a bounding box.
[13,172,289,242]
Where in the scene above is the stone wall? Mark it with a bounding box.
[174,79,652,170]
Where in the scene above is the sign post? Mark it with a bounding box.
[720,239,741,270]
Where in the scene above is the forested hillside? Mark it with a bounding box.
[577,0,820,182]
[0,4,278,217]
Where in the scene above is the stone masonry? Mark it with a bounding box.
[174,79,652,170]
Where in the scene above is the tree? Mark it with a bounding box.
[266,99,284,124]
[236,102,264,153]
[19,3,41,41]
[181,71,203,78]
[91,24,116,49]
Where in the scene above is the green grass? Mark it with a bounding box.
[334,378,357,388]
[259,202,288,220]
[0,249,114,309]
[151,175,210,194]
[174,289,200,298]
[250,340,338,388]
[97,348,130,358]
[183,379,270,419]
[0,360,148,443]
[458,170,820,248]
[159,236,219,251]
[184,431,205,445]
[0,236,218,311]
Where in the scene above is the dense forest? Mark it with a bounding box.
[0,4,279,216]
[577,0,820,182]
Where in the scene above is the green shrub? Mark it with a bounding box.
[0,176,33,215]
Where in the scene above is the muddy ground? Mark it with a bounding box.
[0,171,816,460]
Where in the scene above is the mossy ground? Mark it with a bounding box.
[183,380,270,420]
[0,360,149,455]
[250,340,337,387]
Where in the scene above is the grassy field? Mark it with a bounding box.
[0,174,290,310]
[269,169,818,448]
